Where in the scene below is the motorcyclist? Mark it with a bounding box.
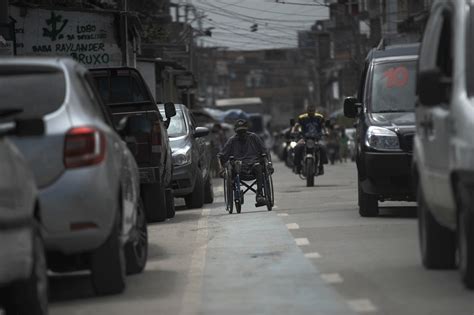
[218,119,272,207]
[292,104,328,175]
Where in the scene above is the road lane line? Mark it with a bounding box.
[179,208,210,315]
[295,238,310,246]
[320,273,343,284]
[347,299,378,313]
[304,252,321,259]
[286,223,300,230]
[277,213,289,217]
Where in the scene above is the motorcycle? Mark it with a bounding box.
[298,132,322,187]
[285,138,297,168]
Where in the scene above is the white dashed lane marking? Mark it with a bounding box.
[347,299,378,313]
[277,213,289,217]
[304,252,321,259]
[295,238,310,246]
[320,273,344,284]
[286,223,300,230]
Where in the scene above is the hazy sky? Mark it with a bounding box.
[177,0,329,50]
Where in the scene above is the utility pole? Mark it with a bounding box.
[119,0,129,66]
[0,0,8,25]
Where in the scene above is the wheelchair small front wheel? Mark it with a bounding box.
[235,200,241,214]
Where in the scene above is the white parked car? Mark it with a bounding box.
[2,58,147,295]
[414,0,474,289]
[0,112,47,315]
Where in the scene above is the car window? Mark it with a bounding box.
[369,60,417,113]
[161,109,187,138]
[93,71,150,105]
[0,66,65,119]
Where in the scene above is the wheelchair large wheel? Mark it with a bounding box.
[224,173,233,214]
[264,173,274,211]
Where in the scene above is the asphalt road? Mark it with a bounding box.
[48,161,474,315]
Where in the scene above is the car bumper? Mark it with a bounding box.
[0,225,33,286]
[171,163,196,196]
[39,165,118,254]
[361,151,415,200]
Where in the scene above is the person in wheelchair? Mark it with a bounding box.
[218,119,273,207]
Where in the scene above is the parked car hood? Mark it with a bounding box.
[368,112,415,128]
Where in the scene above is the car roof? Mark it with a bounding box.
[366,43,420,63]
[0,56,78,71]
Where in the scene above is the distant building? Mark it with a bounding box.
[197,48,312,128]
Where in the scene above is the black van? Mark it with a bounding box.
[344,44,419,217]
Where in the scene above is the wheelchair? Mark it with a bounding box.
[223,154,274,214]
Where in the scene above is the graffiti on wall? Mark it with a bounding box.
[11,7,123,67]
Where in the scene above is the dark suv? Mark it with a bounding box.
[90,67,176,222]
[344,44,419,217]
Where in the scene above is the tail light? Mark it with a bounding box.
[151,123,162,152]
[64,127,106,168]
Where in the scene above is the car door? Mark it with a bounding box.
[417,3,455,214]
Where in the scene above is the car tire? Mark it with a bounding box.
[456,183,474,288]
[185,171,204,209]
[165,188,176,218]
[5,224,48,315]
[141,183,167,223]
[418,186,456,269]
[124,199,148,275]
[91,210,126,296]
[358,178,378,217]
[204,176,214,204]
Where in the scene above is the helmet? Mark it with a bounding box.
[234,119,249,133]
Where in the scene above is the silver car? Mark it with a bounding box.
[2,58,147,295]
[0,114,47,315]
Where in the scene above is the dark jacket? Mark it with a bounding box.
[218,132,267,164]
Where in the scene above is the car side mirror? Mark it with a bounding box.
[417,68,450,106]
[194,127,210,138]
[13,119,45,137]
[344,97,361,118]
[164,102,177,119]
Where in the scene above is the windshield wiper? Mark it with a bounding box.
[0,108,23,118]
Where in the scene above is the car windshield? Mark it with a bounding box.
[0,66,65,119]
[160,109,187,137]
[370,60,417,113]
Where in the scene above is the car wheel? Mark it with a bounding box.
[185,171,204,209]
[6,224,48,315]
[204,176,214,204]
[358,178,378,217]
[91,210,126,296]
[418,186,455,269]
[456,184,474,288]
[125,198,148,275]
[165,188,176,218]
[141,183,167,223]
